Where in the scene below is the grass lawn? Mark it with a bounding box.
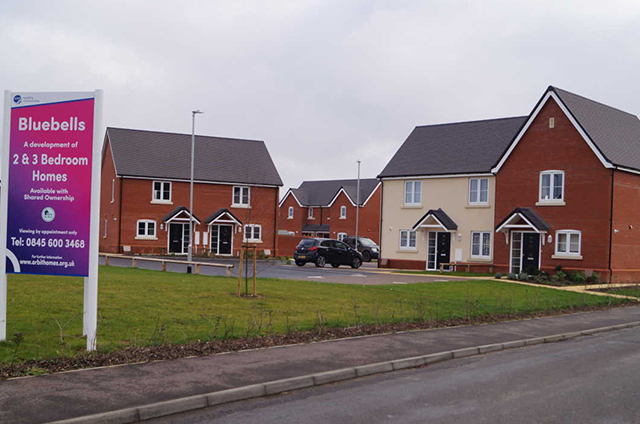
[593,286,640,298]
[391,270,494,277]
[0,266,630,365]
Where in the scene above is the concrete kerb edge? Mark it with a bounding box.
[47,320,640,424]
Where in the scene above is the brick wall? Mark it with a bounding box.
[611,170,640,282]
[494,98,613,277]
[99,141,122,253]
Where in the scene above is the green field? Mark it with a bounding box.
[593,286,640,298]
[391,270,494,277]
[0,266,630,364]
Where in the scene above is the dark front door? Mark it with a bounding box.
[436,232,451,271]
[219,225,232,255]
[169,223,184,254]
[521,233,540,274]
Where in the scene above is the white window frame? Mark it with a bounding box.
[555,230,581,257]
[152,181,172,204]
[136,219,157,240]
[111,179,115,203]
[287,206,294,219]
[233,186,251,207]
[399,229,417,251]
[337,232,347,241]
[470,231,491,259]
[340,205,347,219]
[404,181,422,206]
[469,178,489,205]
[244,224,262,242]
[308,208,314,219]
[538,170,565,203]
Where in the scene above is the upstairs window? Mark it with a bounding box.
[340,206,347,219]
[539,171,564,203]
[244,224,262,242]
[555,230,581,256]
[233,186,250,206]
[308,208,314,219]
[287,206,294,219]
[404,181,422,206]
[152,181,171,203]
[469,178,489,205]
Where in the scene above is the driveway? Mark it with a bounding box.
[99,255,463,285]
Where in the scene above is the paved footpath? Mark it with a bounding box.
[2,306,640,424]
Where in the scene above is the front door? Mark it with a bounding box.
[436,232,451,271]
[169,223,186,254]
[219,225,233,255]
[521,233,540,274]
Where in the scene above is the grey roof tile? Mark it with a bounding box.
[292,179,379,207]
[378,117,527,178]
[412,208,458,231]
[107,127,283,186]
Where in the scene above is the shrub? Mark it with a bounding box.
[555,270,567,281]
[507,273,517,280]
[569,271,587,284]
[518,272,528,281]
[555,265,563,273]
[587,272,600,284]
[494,273,502,279]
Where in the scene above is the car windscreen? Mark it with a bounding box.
[359,237,377,247]
[298,239,318,247]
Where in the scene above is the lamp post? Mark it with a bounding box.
[187,109,203,273]
[355,160,361,251]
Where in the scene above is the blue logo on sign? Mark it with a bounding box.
[13,95,22,105]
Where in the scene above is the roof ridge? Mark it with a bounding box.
[551,86,639,119]
[107,127,265,143]
[414,115,527,129]
[299,178,379,185]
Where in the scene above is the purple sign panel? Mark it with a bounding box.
[6,93,95,276]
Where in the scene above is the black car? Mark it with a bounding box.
[294,238,363,269]
[343,236,379,262]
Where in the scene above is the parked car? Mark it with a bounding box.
[343,236,379,262]
[294,238,363,269]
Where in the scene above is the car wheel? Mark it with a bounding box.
[362,250,371,262]
[295,260,305,267]
[315,256,326,267]
[351,257,362,269]
[331,263,340,268]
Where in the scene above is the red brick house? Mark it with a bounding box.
[99,128,283,256]
[278,179,381,255]
[493,86,640,282]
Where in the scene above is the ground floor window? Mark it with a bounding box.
[510,232,522,274]
[337,232,347,241]
[471,231,491,258]
[244,224,262,242]
[556,230,581,256]
[399,230,416,250]
[136,220,156,239]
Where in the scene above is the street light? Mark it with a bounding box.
[355,160,361,251]
[187,109,203,273]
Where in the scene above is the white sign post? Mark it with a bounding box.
[0,90,103,351]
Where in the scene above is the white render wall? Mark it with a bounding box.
[380,176,497,267]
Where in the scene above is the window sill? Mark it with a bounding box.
[287,217,293,220]
[401,205,422,209]
[135,236,158,241]
[397,249,419,254]
[232,204,251,209]
[339,217,347,220]
[151,200,173,205]
[243,240,263,244]
[536,201,565,207]
[468,256,492,262]
[307,218,315,220]
[466,204,490,209]
[552,254,582,260]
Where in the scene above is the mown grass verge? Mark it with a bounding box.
[0,266,633,378]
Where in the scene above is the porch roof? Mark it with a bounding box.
[412,208,458,231]
[495,207,549,233]
[162,206,201,224]
[205,208,242,226]
[302,224,330,233]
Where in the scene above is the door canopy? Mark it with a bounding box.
[205,208,242,226]
[496,207,549,234]
[163,206,201,224]
[412,208,458,231]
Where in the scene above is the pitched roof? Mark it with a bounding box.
[551,86,640,171]
[412,208,458,231]
[378,117,527,178]
[106,127,283,186]
[495,207,549,232]
[163,206,201,224]
[302,224,330,232]
[204,208,242,225]
[285,179,380,207]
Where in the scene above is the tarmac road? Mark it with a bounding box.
[99,255,462,285]
[149,325,640,424]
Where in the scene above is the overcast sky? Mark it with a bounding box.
[1,1,640,194]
